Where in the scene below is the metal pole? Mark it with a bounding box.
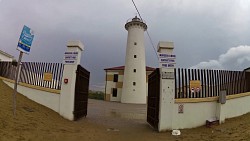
[13,51,23,117]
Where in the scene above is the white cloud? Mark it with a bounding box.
[191,45,250,70]
[191,60,223,69]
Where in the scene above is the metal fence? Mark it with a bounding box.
[175,68,247,99]
[0,61,16,79]
[0,61,64,90]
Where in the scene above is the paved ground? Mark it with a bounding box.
[87,99,147,124]
[86,99,250,141]
[86,99,153,135]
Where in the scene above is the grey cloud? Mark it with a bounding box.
[1,0,250,91]
[192,45,250,70]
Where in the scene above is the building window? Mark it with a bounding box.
[134,42,137,45]
[113,74,118,82]
[134,55,137,58]
[133,82,136,86]
[112,88,117,97]
[134,69,136,72]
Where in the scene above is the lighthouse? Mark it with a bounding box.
[121,16,148,104]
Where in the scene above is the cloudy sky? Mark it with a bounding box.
[1,0,250,91]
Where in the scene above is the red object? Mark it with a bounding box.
[64,79,68,84]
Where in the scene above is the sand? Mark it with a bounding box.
[1,80,250,141]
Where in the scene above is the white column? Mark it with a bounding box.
[121,17,147,104]
[59,41,84,120]
[157,41,176,131]
[216,103,226,124]
[216,90,226,124]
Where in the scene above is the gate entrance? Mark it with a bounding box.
[74,65,90,120]
[147,68,160,130]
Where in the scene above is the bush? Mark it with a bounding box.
[88,90,104,100]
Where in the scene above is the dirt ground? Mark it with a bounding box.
[1,80,250,141]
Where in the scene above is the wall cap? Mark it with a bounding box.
[0,77,60,94]
[67,40,84,51]
[157,41,174,52]
[175,92,250,103]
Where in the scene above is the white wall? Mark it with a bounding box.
[118,76,124,82]
[110,88,122,102]
[106,70,151,103]
[160,93,250,130]
[4,80,60,113]
[172,102,217,129]
[1,41,85,121]
[158,68,175,131]
[0,53,13,61]
[59,41,84,120]
[158,65,250,130]
[105,71,123,102]
[224,95,250,119]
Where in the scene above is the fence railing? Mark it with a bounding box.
[175,68,247,99]
[0,61,64,90]
[0,61,16,80]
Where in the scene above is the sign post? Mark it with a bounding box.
[13,25,34,116]
[13,52,23,116]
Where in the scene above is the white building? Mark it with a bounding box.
[0,50,14,61]
[121,16,148,104]
[104,66,154,102]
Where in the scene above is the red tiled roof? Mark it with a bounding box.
[104,66,155,71]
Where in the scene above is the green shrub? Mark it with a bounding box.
[88,90,104,100]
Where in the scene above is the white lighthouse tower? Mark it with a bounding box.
[121,16,148,104]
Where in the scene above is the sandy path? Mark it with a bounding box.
[1,80,250,141]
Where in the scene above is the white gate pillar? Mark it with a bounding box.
[59,41,84,120]
[157,41,175,131]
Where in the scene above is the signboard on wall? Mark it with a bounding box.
[44,72,53,82]
[63,51,78,64]
[158,53,176,58]
[162,72,175,79]
[160,63,176,68]
[158,53,176,68]
[190,80,201,93]
[178,104,184,114]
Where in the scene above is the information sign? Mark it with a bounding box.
[64,51,78,64]
[44,73,53,82]
[158,53,176,68]
[190,80,201,93]
[17,25,34,54]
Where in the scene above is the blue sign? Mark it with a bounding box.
[17,25,34,54]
